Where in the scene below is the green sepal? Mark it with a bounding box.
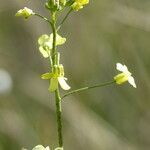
[45,2,52,10]
[65,0,74,7]
[114,73,128,85]
[49,78,58,92]
[41,72,53,80]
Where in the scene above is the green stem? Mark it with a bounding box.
[51,11,63,148]
[34,13,52,25]
[51,12,57,65]
[57,8,72,31]
[55,89,63,147]
[61,81,115,100]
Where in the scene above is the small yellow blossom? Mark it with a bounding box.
[15,7,34,19]
[71,0,89,11]
[114,63,136,88]
[55,147,63,150]
[32,145,50,150]
[38,34,66,58]
[41,64,70,92]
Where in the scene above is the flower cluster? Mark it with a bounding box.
[45,0,67,11]
[38,33,70,92]
[45,0,89,11]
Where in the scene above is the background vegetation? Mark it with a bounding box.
[0,0,150,149]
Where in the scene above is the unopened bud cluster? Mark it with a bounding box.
[45,0,89,11]
[45,0,66,11]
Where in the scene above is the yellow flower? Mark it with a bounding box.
[38,34,66,58]
[55,147,63,150]
[15,7,34,19]
[32,145,50,150]
[41,64,71,92]
[114,63,136,88]
[72,0,89,11]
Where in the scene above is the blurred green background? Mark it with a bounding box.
[0,0,150,150]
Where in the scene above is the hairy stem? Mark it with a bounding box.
[51,11,63,148]
[61,81,115,99]
[51,12,57,65]
[55,89,63,147]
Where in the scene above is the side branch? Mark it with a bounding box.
[57,8,73,31]
[35,13,52,25]
[61,81,115,99]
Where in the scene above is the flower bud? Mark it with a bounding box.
[45,0,60,11]
[114,73,129,85]
[15,7,34,19]
[60,0,66,7]
[71,0,89,11]
[52,64,64,77]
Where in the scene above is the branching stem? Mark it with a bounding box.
[57,8,72,31]
[34,13,52,25]
[61,81,115,100]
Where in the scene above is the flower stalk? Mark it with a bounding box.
[57,8,72,31]
[14,1,137,150]
[61,80,115,99]
[51,11,63,148]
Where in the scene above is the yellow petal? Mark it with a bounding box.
[50,34,66,46]
[32,145,49,150]
[38,34,50,45]
[39,46,50,58]
[128,76,136,88]
[76,0,89,5]
[116,63,128,72]
[58,77,70,90]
